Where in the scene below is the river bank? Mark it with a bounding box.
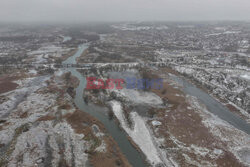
[163,66,250,124]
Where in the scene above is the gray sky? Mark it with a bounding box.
[0,0,250,23]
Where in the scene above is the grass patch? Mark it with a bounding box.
[84,133,102,153]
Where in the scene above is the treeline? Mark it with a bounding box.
[0,55,25,64]
[0,36,31,42]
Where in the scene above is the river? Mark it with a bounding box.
[62,43,147,167]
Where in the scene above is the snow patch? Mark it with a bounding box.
[113,89,163,106]
[110,101,168,166]
[241,74,250,81]
[152,121,162,126]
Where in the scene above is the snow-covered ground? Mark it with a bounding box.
[0,73,103,167]
[0,76,56,144]
[27,45,72,63]
[241,74,250,81]
[112,24,168,31]
[7,121,88,167]
[110,101,171,166]
[28,69,37,75]
[0,76,49,119]
[28,45,69,56]
[188,96,250,166]
[112,89,163,106]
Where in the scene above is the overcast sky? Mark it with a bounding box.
[0,0,250,23]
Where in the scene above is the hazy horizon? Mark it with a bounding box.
[0,0,250,23]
